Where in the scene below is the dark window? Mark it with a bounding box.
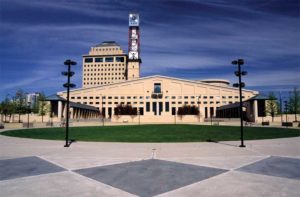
[71,97,75,99]
[146,102,150,112]
[172,107,176,115]
[95,58,103,62]
[139,107,144,115]
[108,107,112,118]
[210,107,214,117]
[154,83,161,93]
[105,57,113,62]
[159,102,163,115]
[77,97,81,99]
[152,102,157,115]
[116,57,124,62]
[165,102,169,112]
[84,58,93,63]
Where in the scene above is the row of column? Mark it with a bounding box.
[57,101,100,120]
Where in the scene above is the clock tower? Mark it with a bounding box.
[127,13,141,80]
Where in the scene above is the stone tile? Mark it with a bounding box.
[74,159,227,197]
[0,171,135,197]
[0,156,66,181]
[237,156,300,180]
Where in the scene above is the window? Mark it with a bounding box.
[77,96,81,99]
[146,102,150,112]
[71,97,75,99]
[203,96,207,99]
[84,58,93,63]
[154,83,161,93]
[105,57,113,62]
[95,58,103,62]
[153,102,157,115]
[172,107,176,115]
[116,57,124,62]
[165,102,169,112]
[139,107,144,115]
[184,96,188,99]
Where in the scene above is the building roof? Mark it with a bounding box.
[94,41,120,47]
[46,94,99,111]
[217,94,271,110]
[58,75,259,95]
[198,79,230,84]
[46,94,66,101]
[247,94,272,101]
[69,102,99,111]
[217,102,247,110]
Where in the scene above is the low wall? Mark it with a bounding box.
[112,115,201,124]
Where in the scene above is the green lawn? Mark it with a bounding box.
[1,124,300,142]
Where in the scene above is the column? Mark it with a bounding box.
[58,101,62,119]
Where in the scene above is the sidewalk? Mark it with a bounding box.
[0,130,299,197]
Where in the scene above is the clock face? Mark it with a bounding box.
[129,13,139,26]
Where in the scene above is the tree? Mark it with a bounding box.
[114,104,137,115]
[265,92,279,122]
[14,89,27,123]
[288,87,300,122]
[38,92,48,123]
[0,97,14,122]
[114,104,137,121]
[177,105,199,116]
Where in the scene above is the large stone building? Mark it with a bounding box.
[52,12,263,123]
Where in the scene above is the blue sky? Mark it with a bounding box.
[0,0,299,100]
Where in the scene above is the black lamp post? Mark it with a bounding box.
[232,59,247,147]
[62,59,76,147]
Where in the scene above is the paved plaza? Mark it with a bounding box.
[0,129,299,197]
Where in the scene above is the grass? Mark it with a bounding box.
[1,124,300,142]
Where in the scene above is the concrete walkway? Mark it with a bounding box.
[0,129,299,197]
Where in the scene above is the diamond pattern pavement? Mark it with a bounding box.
[74,159,228,197]
[1,155,300,196]
[237,156,300,180]
[0,156,66,181]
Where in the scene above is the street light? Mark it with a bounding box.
[62,59,77,147]
[27,102,31,128]
[232,59,247,147]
